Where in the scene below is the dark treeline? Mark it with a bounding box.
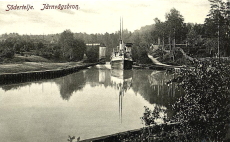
[0,30,86,62]
[0,0,230,64]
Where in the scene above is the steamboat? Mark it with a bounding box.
[110,18,133,70]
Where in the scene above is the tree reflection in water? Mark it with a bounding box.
[3,65,220,141]
[55,70,86,100]
[51,67,182,106]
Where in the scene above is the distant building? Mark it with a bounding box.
[86,43,101,47]
[99,46,106,62]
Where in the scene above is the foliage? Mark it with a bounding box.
[141,106,167,126]
[72,38,86,61]
[140,60,230,141]
[187,27,200,47]
[203,38,218,57]
[85,45,99,63]
[58,30,75,60]
[0,48,14,58]
[58,30,86,61]
[172,60,229,141]
[131,45,152,64]
[204,0,230,56]
[153,18,165,40]
[37,42,44,50]
[52,45,62,59]
[165,8,187,44]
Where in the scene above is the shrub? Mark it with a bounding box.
[141,59,230,141]
[171,59,230,140]
[0,48,14,58]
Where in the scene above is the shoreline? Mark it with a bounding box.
[0,62,97,85]
[0,61,88,74]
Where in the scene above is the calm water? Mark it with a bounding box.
[0,65,182,142]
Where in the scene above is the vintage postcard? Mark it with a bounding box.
[0,0,229,142]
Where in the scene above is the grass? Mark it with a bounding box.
[12,55,50,62]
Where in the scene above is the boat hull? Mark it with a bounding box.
[111,59,133,70]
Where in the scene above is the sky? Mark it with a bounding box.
[0,0,212,35]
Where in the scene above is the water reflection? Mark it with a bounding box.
[110,69,133,123]
[132,70,182,105]
[0,67,182,115]
[0,67,183,118]
[55,71,86,100]
[0,66,183,142]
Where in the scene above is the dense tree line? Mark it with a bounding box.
[0,30,86,62]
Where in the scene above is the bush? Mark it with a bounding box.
[0,48,14,58]
[140,59,230,141]
[169,59,230,141]
[85,46,99,63]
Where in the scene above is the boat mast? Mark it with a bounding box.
[121,17,123,41]
[119,17,124,50]
[120,17,122,40]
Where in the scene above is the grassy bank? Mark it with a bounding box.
[0,62,88,74]
[0,55,87,74]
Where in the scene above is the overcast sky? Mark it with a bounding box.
[0,0,211,35]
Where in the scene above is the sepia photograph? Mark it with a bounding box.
[0,0,230,142]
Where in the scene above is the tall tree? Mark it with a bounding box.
[165,8,186,44]
[205,0,230,56]
[152,18,168,46]
[58,29,74,59]
[58,30,86,61]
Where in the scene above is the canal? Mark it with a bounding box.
[0,64,183,142]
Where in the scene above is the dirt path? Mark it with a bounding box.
[147,54,171,66]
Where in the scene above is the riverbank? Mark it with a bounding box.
[0,61,87,74]
[0,61,97,85]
